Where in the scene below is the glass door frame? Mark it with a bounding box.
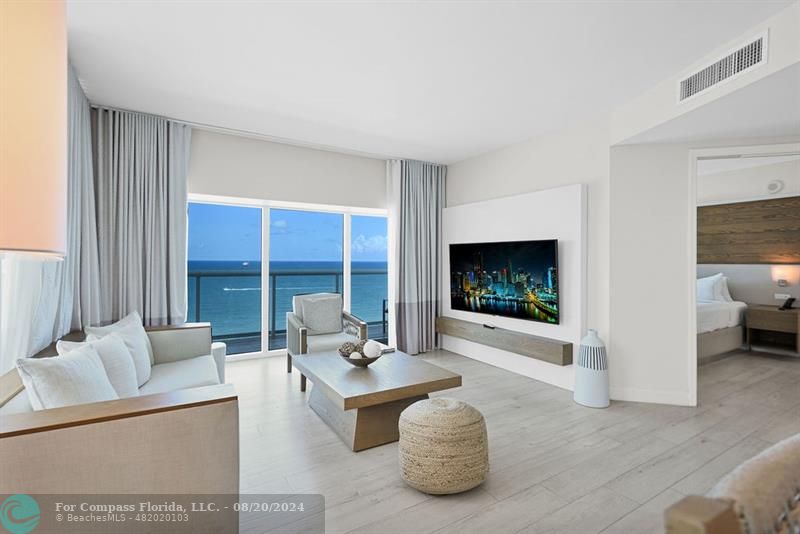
[189,193,388,358]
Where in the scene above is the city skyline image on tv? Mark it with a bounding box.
[449,239,559,324]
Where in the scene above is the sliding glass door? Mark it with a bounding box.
[187,203,262,355]
[350,215,389,342]
[268,209,344,350]
[187,200,388,355]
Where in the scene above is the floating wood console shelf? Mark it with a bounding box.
[436,316,573,366]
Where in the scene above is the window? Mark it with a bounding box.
[350,215,389,342]
[187,200,388,355]
[187,203,262,355]
[268,209,343,350]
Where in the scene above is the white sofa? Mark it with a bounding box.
[1,322,227,415]
[0,322,238,499]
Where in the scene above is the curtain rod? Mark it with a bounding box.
[88,103,404,162]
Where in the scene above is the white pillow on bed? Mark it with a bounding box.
[697,273,725,301]
[720,277,733,302]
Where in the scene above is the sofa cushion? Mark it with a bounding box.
[0,387,33,415]
[301,294,343,335]
[138,355,220,396]
[86,312,152,386]
[306,331,359,353]
[16,346,119,410]
[57,334,139,398]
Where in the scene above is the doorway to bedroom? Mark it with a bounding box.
[692,145,800,390]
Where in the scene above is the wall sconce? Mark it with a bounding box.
[771,265,800,286]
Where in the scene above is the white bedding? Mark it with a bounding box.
[697,300,747,334]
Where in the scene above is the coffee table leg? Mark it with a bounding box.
[307,386,428,452]
[300,374,307,392]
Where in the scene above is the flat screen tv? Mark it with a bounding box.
[449,239,559,324]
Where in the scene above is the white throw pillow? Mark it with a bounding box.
[301,294,343,335]
[85,312,152,386]
[16,345,119,410]
[720,276,734,302]
[57,334,139,398]
[697,273,725,302]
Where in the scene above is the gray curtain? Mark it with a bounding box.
[63,64,102,332]
[92,107,191,326]
[387,160,446,355]
[0,64,101,370]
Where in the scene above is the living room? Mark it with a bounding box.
[1,1,799,533]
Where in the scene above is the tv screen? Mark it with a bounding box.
[449,239,559,324]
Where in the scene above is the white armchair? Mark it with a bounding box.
[286,293,367,383]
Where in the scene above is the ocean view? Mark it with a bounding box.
[187,260,388,339]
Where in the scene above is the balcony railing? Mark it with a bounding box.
[188,268,388,354]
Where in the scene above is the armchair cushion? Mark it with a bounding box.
[138,355,220,396]
[292,293,338,323]
[306,332,359,353]
[301,294,343,335]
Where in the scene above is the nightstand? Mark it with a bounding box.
[745,304,799,354]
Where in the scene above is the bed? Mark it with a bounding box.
[697,300,747,363]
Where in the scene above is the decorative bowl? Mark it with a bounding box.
[338,340,381,367]
[339,353,382,367]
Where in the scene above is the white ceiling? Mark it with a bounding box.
[67,0,793,163]
[624,63,800,145]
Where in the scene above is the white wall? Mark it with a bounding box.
[697,157,800,205]
[698,264,800,306]
[447,119,610,346]
[187,129,386,208]
[441,185,586,391]
[609,138,800,407]
[609,144,696,405]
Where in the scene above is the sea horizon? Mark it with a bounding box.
[187,259,388,343]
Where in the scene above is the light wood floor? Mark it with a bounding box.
[229,349,800,534]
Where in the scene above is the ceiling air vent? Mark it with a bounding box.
[679,32,768,102]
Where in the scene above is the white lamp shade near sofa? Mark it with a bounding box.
[0,1,67,257]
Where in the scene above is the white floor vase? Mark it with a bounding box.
[574,329,610,408]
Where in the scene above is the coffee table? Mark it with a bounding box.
[291,350,462,451]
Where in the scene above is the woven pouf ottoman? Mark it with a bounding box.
[398,397,488,495]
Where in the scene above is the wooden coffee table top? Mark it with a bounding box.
[291,350,462,410]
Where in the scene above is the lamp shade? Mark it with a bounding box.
[0,1,67,257]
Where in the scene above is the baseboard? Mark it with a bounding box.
[225,350,278,362]
[443,335,695,406]
[609,386,695,406]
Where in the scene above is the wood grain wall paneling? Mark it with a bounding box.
[697,196,800,264]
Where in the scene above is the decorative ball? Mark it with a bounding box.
[339,341,357,356]
[363,340,382,359]
[355,339,367,352]
[350,352,363,359]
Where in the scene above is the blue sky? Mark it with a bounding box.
[188,203,387,262]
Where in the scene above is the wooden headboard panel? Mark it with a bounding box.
[698,196,800,264]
